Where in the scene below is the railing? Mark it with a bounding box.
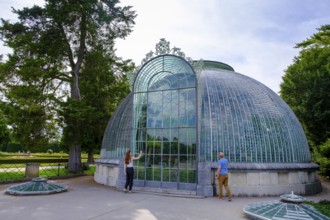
[0,159,81,183]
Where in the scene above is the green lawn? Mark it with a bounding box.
[304,200,330,217]
[0,152,98,181]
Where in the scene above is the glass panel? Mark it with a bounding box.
[136,142,146,155]
[179,156,187,169]
[162,154,170,167]
[170,142,178,154]
[179,170,187,183]
[170,104,178,116]
[146,168,153,180]
[170,128,178,141]
[179,128,188,143]
[179,115,187,127]
[148,91,162,104]
[136,129,146,141]
[187,170,196,183]
[154,141,161,154]
[163,142,170,154]
[187,115,196,127]
[186,102,196,115]
[171,90,178,104]
[163,90,172,103]
[187,156,196,169]
[180,143,187,154]
[187,128,196,146]
[162,168,170,182]
[135,166,145,179]
[170,169,178,182]
[147,118,155,128]
[186,75,196,87]
[154,155,161,167]
[147,129,155,140]
[154,129,163,141]
[155,119,162,128]
[170,155,178,168]
[170,117,178,127]
[163,117,171,128]
[147,142,154,154]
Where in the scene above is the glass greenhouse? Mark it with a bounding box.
[96,54,320,196]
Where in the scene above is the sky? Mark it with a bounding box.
[0,0,329,93]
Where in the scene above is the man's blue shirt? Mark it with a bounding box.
[218,158,228,174]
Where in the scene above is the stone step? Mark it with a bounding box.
[132,186,204,198]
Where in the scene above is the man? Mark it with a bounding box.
[216,152,231,201]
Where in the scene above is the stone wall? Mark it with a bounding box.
[94,159,121,188]
[198,162,323,197]
[94,160,322,197]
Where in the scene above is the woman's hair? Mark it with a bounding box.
[124,150,131,164]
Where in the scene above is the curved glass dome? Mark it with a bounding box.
[100,92,133,158]
[198,64,310,163]
[101,55,310,165]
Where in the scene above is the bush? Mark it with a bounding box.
[313,138,330,177]
[82,162,89,171]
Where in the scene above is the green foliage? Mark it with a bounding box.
[280,25,330,146]
[0,143,22,152]
[0,109,11,147]
[313,138,330,176]
[304,200,330,217]
[0,158,68,164]
[81,162,89,171]
[78,48,131,156]
[0,0,136,172]
[82,165,96,175]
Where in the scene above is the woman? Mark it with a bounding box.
[124,150,143,193]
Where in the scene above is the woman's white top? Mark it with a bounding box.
[126,159,133,168]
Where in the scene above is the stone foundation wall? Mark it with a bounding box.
[94,159,121,188]
[227,171,322,196]
[94,160,322,197]
[197,162,322,197]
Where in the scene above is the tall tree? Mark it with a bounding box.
[78,46,131,163]
[0,0,136,173]
[280,25,330,146]
[0,108,11,150]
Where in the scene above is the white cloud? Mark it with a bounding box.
[1,0,329,93]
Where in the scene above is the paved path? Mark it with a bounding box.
[0,175,329,220]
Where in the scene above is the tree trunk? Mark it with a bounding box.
[87,149,94,164]
[66,11,86,174]
[68,144,82,174]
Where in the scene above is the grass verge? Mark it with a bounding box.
[304,200,330,217]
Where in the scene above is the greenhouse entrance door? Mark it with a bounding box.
[134,88,197,190]
[132,55,197,191]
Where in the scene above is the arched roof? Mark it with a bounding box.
[199,67,310,163]
[134,55,196,92]
[100,55,311,164]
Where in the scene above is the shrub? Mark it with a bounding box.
[82,162,89,171]
[313,138,330,177]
